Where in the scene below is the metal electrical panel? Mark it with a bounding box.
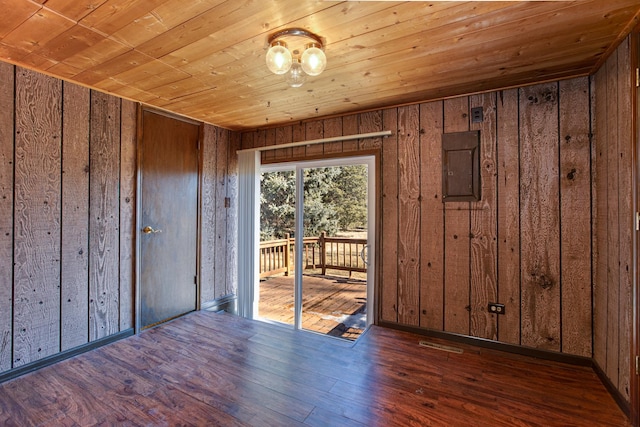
[442,130,481,202]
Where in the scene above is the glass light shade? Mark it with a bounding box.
[285,61,307,88]
[266,41,292,75]
[300,44,326,76]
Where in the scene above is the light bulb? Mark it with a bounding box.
[301,43,326,76]
[265,41,292,75]
[285,60,307,88]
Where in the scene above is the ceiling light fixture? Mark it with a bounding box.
[266,28,326,87]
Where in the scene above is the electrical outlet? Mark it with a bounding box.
[471,106,483,123]
[488,303,505,315]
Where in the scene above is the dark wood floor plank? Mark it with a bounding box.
[0,311,630,427]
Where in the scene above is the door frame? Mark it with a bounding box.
[134,106,203,333]
[257,152,380,332]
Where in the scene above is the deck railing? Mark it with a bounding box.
[259,232,368,278]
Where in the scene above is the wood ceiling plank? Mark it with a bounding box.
[72,49,154,85]
[19,53,58,70]
[0,42,30,63]
[33,24,107,62]
[44,0,110,22]
[0,0,42,38]
[59,37,131,72]
[1,7,75,55]
[0,0,637,130]
[79,0,171,35]
[181,53,595,129]
[110,0,229,48]
[46,61,84,79]
[169,0,610,101]
[186,0,626,108]
[137,1,336,60]
[98,59,191,94]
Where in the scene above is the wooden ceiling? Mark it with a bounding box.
[0,0,639,130]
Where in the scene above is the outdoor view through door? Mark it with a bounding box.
[258,162,371,340]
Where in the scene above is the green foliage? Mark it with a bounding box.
[260,165,368,241]
[260,170,295,240]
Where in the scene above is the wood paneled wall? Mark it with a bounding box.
[241,76,594,358]
[0,62,239,378]
[592,36,633,403]
[200,124,239,305]
[0,64,136,373]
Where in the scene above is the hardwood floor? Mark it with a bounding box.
[0,311,630,426]
[258,274,367,340]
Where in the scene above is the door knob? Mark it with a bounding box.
[142,226,162,234]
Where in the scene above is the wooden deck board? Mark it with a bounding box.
[258,274,367,340]
[0,311,629,426]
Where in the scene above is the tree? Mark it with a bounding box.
[260,165,368,240]
[260,170,295,240]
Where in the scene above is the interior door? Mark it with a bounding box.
[140,110,200,328]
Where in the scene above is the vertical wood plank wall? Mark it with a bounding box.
[242,76,597,360]
[0,64,137,372]
[592,37,633,403]
[0,63,239,376]
[200,124,239,305]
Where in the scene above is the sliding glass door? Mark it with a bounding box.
[257,156,375,340]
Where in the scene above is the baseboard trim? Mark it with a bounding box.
[0,328,134,384]
[378,321,633,420]
[593,360,631,418]
[378,321,593,366]
[202,294,237,314]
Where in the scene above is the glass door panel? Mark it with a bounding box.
[300,165,369,340]
[257,169,295,325]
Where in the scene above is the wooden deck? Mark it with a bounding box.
[0,311,630,426]
[258,274,367,340]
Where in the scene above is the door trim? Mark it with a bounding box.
[134,106,203,333]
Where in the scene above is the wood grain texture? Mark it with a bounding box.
[558,77,591,357]
[305,121,323,157]
[396,105,420,326]
[0,61,14,371]
[322,117,343,154]
[0,311,630,427]
[605,52,620,384]
[226,132,240,296]
[214,127,229,299]
[273,125,293,161]
[13,67,62,367]
[592,62,608,369]
[418,101,444,329]
[240,75,602,361]
[469,92,498,341]
[200,124,217,304]
[240,131,254,151]
[519,82,561,351]
[380,108,398,323]
[358,111,383,150]
[60,81,90,351]
[615,37,632,401]
[0,1,637,130]
[119,98,136,330]
[443,96,471,335]
[496,89,521,345]
[342,114,359,153]
[89,91,121,341]
[292,123,305,158]
[262,128,276,163]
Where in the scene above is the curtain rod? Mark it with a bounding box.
[236,130,393,153]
